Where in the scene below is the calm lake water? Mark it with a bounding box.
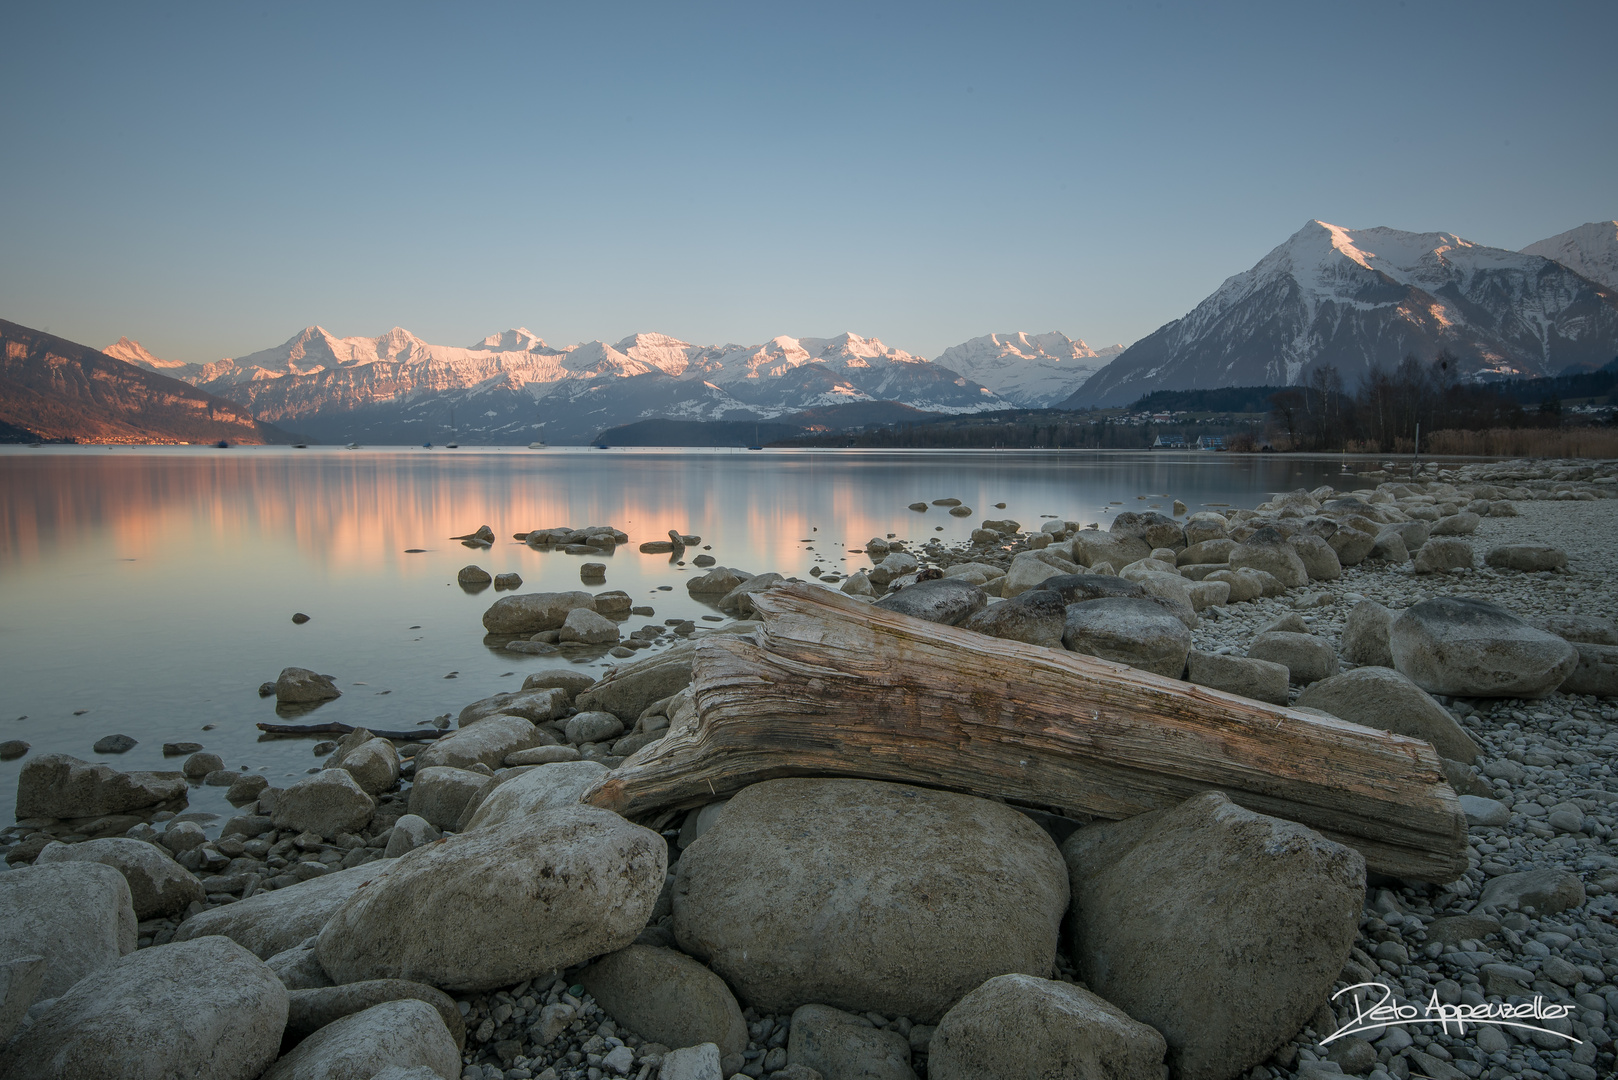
[0,445,1390,831]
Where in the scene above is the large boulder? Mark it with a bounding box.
[1327,526,1377,566]
[0,862,135,998]
[327,735,400,796]
[35,837,204,919]
[481,591,597,635]
[1380,520,1431,551]
[575,642,697,720]
[0,936,287,1080]
[174,860,395,959]
[688,567,751,595]
[1431,510,1481,536]
[1031,574,1147,605]
[1203,568,1262,603]
[580,945,747,1059]
[406,767,491,831]
[276,667,341,704]
[1390,597,1578,698]
[14,754,187,819]
[718,572,785,615]
[1110,511,1186,552]
[1063,792,1364,1080]
[1475,869,1586,916]
[787,1003,915,1080]
[559,607,621,644]
[286,980,465,1049]
[1071,529,1152,569]
[1182,513,1229,545]
[1413,537,1475,573]
[1288,534,1341,580]
[1116,568,1198,628]
[1485,543,1568,572]
[316,806,665,992]
[1185,650,1289,706]
[1340,600,1396,668]
[260,999,459,1080]
[414,716,540,772]
[1247,631,1339,685]
[1229,528,1307,589]
[959,589,1066,648]
[873,579,987,625]
[672,778,1068,1022]
[1177,538,1235,566]
[457,688,569,727]
[271,769,376,836]
[1000,551,1071,598]
[928,974,1167,1080]
[463,761,609,831]
[1561,643,1618,697]
[1063,597,1191,678]
[1296,667,1481,762]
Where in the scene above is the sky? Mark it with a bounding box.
[2,1,1614,363]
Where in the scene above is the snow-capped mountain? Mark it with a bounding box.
[1523,221,1618,292]
[1067,220,1618,407]
[932,332,1123,407]
[119,326,1012,444]
[101,336,208,380]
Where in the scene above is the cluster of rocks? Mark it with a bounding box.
[479,589,686,659]
[520,526,631,556]
[2,458,1616,1080]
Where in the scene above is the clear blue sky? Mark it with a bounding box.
[3,1,1614,363]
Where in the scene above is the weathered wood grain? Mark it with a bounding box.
[583,583,1467,881]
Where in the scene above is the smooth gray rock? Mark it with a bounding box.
[1071,529,1152,570]
[1110,511,1186,552]
[580,945,747,1059]
[660,1043,724,1080]
[999,551,1072,598]
[574,642,698,720]
[1561,642,1618,697]
[787,1003,915,1080]
[266,938,333,990]
[463,761,608,831]
[1247,631,1339,685]
[1390,597,1578,698]
[183,751,224,778]
[1062,597,1192,678]
[276,667,342,704]
[560,607,621,644]
[1032,573,1147,605]
[564,711,624,745]
[382,814,441,858]
[1178,538,1236,566]
[687,567,750,595]
[0,936,287,1080]
[414,715,540,772]
[35,837,205,920]
[1229,527,1307,589]
[1536,614,1618,645]
[287,979,465,1049]
[14,753,187,819]
[456,565,491,586]
[457,688,570,727]
[329,737,399,796]
[1296,667,1480,762]
[1063,791,1364,1080]
[0,862,135,998]
[1368,530,1410,562]
[1289,533,1341,580]
[407,766,491,831]
[1485,543,1567,572]
[1116,567,1199,628]
[673,778,1068,1022]
[1476,870,1586,916]
[718,572,784,615]
[260,999,459,1080]
[1186,650,1290,705]
[959,589,1066,647]
[1430,510,1481,536]
[928,973,1167,1080]
[520,670,598,699]
[316,806,664,992]
[1340,600,1396,668]
[174,860,395,959]
[873,578,987,625]
[481,590,597,635]
[1327,526,1377,566]
[1413,538,1475,573]
[1458,796,1511,827]
[1203,568,1263,603]
[1381,520,1432,550]
[271,769,376,836]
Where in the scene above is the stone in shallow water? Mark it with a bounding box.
[91,734,136,754]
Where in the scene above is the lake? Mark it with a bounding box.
[0,445,1389,830]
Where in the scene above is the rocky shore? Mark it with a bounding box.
[0,457,1615,1080]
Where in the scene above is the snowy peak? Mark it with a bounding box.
[103,336,189,371]
[1523,221,1618,291]
[471,327,552,353]
[932,331,1119,407]
[613,332,697,376]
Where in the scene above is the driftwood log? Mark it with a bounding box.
[256,722,446,741]
[583,583,1468,882]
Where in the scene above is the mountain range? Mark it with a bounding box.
[107,327,1119,444]
[1068,219,1618,406]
